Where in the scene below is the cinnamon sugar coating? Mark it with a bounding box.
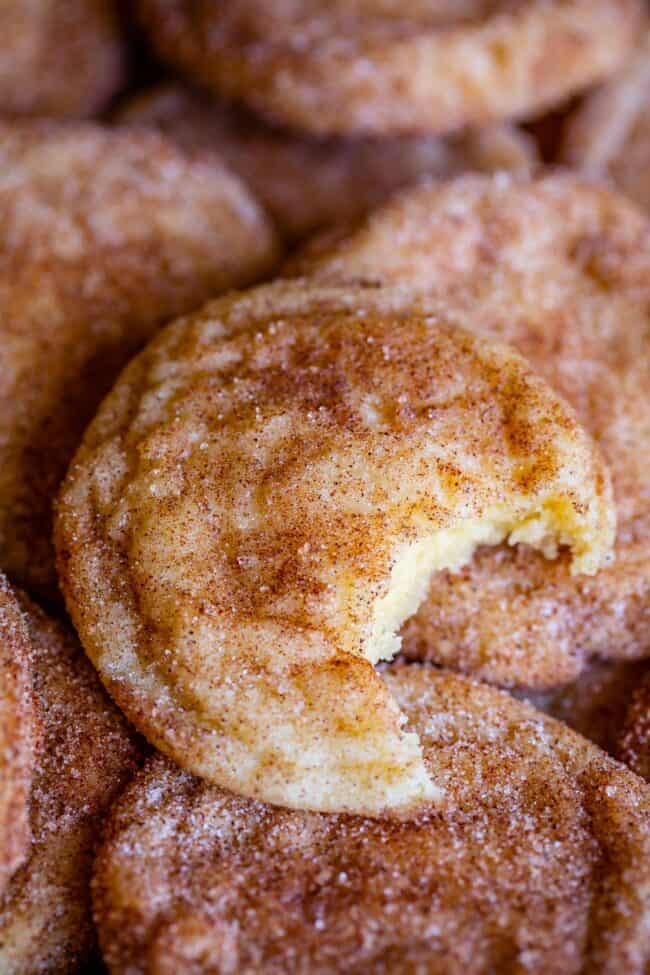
[115,82,535,242]
[0,578,36,900]
[93,667,650,975]
[56,280,613,814]
[0,121,278,597]
[136,0,643,137]
[519,660,649,763]
[618,671,650,781]
[0,0,125,119]
[0,594,141,975]
[561,29,650,213]
[522,660,650,781]
[291,174,650,687]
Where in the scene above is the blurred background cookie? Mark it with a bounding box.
[561,29,650,212]
[0,1,126,119]
[521,660,650,781]
[0,586,141,975]
[0,121,278,599]
[115,82,535,242]
[519,660,649,772]
[136,0,643,136]
[93,667,650,975]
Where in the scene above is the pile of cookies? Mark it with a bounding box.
[0,2,649,973]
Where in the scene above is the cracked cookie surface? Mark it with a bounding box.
[56,280,613,813]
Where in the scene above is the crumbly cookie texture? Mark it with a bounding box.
[56,280,613,814]
[116,81,535,241]
[137,0,643,136]
[0,577,36,900]
[561,29,650,213]
[93,667,650,975]
[0,0,125,118]
[0,593,141,975]
[0,121,279,598]
[291,173,650,687]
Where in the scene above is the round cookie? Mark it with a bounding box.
[561,29,650,213]
[93,667,650,975]
[136,0,643,136]
[0,1,125,119]
[0,593,141,975]
[290,174,650,687]
[55,279,613,815]
[0,578,36,900]
[115,82,535,242]
[0,120,279,597]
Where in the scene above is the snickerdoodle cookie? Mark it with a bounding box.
[562,29,650,213]
[116,81,535,241]
[93,667,650,974]
[0,1,125,118]
[56,280,613,814]
[0,578,36,900]
[0,591,141,974]
[0,121,278,597]
[291,174,650,687]
[137,0,642,136]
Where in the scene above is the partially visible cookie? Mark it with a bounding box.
[0,578,36,900]
[0,121,279,597]
[618,672,650,781]
[137,0,643,136]
[561,30,650,212]
[0,593,141,975]
[56,279,613,815]
[93,667,650,975]
[291,174,650,688]
[522,660,650,781]
[519,660,649,760]
[0,1,125,118]
[116,82,535,241]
